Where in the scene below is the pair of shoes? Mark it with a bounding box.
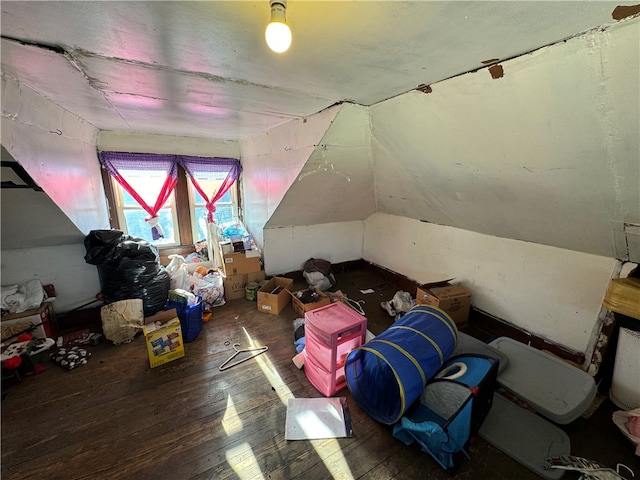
[380,301,396,317]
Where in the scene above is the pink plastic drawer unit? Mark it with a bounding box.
[305,327,361,371]
[303,302,367,396]
[304,302,367,348]
[304,351,347,397]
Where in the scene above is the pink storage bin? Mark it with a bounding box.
[304,350,347,396]
[305,327,362,371]
[304,302,367,346]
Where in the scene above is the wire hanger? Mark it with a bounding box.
[297,144,351,182]
[219,343,269,371]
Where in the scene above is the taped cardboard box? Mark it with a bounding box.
[416,281,471,328]
[220,248,262,276]
[258,277,294,315]
[143,318,185,368]
[224,271,266,301]
[289,290,332,318]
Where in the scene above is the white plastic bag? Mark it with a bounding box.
[166,254,189,291]
[186,271,225,309]
[613,408,640,456]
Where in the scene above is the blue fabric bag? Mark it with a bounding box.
[393,354,499,472]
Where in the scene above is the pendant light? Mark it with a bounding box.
[265,0,292,53]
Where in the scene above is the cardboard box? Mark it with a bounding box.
[142,318,185,368]
[289,290,332,318]
[257,277,294,315]
[223,271,266,301]
[220,248,262,275]
[144,308,178,325]
[416,281,471,328]
[0,302,56,341]
[603,277,640,320]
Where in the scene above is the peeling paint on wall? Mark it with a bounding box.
[416,84,432,94]
[481,58,499,64]
[612,4,640,20]
[488,64,504,79]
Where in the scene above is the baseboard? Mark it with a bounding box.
[358,259,586,366]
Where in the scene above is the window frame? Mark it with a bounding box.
[108,174,181,248]
[101,163,239,258]
[187,174,239,243]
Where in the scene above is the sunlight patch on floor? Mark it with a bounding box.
[224,442,265,480]
[234,326,355,480]
[222,394,243,436]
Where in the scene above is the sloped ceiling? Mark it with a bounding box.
[1,1,639,260]
[266,104,376,227]
[1,146,85,250]
[2,1,637,140]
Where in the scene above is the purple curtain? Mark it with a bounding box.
[99,152,241,238]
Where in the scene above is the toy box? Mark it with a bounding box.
[142,318,185,368]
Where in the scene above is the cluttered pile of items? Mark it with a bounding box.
[287,266,637,479]
[1,281,59,387]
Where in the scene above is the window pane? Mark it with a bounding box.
[119,169,168,207]
[123,208,176,245]
[191,182,232,205]
[194,207,208,242]
[219,190,232,203]
[215,205,234,224]
[194,190,206,205]
[122,189,139,207]
[193,205,236,242]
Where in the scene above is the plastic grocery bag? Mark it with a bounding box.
[186,271,225,309]
[166,254,189,290]
[613,408,640,456]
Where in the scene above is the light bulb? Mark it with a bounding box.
[265,22,291,53]
[265,1,291,53]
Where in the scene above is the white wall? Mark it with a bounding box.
[0,243,102,313]
[240,103,377,274]
[1,75,107,314]
[369,18,640,262]
[240,105,341,249]
[267,103,376,228]
[364,213,617,353]
[1,74,108,236]
[264,221,364,275]
[97,131,240,157]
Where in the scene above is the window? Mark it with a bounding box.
[100,152,241,251]
[110,170,181,246]
[189,176,237,243]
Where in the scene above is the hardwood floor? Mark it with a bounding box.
[2,269,638,479]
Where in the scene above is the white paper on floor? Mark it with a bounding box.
[285,397,353,440]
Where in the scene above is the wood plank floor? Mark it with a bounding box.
[2,269,638,479]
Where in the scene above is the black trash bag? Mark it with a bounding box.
[84,229,125,265]
[117,235,160,263]
[85,230,169,317]
[84,230,160,264]
[97,264,170,317]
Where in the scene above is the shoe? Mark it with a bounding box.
[380,301,396,317]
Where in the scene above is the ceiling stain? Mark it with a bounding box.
[489,64,504,79]
[612,4,640,20]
